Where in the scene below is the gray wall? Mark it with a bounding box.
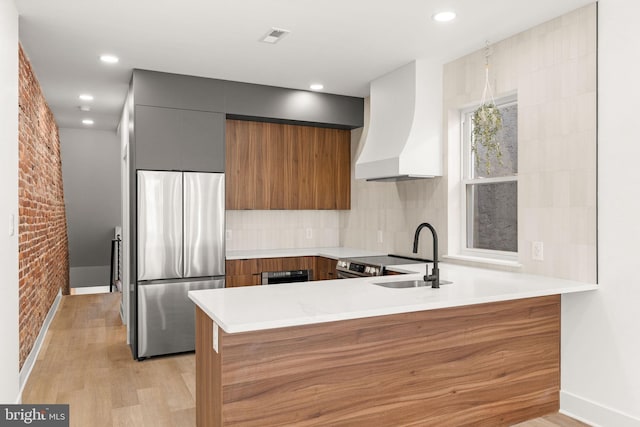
[60,128,120,286]
[133,69,364,129]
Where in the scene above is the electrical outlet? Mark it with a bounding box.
[377,230,383,243]
[305,228,313,239]
[213,322,219,353]
[225,229,232,241]
[532,241,544,261]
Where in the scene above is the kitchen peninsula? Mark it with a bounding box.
[189,255,597,426]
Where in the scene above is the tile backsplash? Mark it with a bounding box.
[225,210,340,251]
[339,127,447,260]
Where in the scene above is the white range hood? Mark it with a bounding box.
[355,60,443,181]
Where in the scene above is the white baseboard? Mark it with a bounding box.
[17,289,62,402]
[561,390,640,427]
[70,285,109,295]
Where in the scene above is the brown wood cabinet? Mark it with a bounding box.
[226,120,351,210]
[313,256,337,281]
[226,121,284,209]
[260,256,314,274]
[286,256,315,271]
[226,256,317,287]
[225,259,261,287]
[196,295,561,426]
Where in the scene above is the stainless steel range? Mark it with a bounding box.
[335,254,430,279]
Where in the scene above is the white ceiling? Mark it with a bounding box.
[15,0,595,131]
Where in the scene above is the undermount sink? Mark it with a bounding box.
[372,279,452,289]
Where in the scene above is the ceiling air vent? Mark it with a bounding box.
[260,27,291,44]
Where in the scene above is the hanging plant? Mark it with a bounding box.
[472,103,502,174]
[471,42,503,175]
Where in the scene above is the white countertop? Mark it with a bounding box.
[190,249,598,333]
[226,247,384,260]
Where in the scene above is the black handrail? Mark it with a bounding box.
[110,236,122,292]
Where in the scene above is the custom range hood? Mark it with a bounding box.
[355,60,443,181]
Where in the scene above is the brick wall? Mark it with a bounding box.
[18,45,70,369]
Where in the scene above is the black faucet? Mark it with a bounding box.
[412,223,439,288]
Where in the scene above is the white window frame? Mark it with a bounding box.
[460,94,518,262]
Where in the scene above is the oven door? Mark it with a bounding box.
[262,270,313,285]
[336,269,365,279]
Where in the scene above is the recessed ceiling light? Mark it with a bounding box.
[100,54,119,64]
[82,119,94,126]
[79,105,91,112]
[310,84,324,91]
[432,11,456,22]
[79,94,94,101]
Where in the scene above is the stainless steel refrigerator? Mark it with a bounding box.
[136,170,225,359]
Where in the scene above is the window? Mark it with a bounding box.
[462,95,518,258]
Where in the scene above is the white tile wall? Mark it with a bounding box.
[225,210,340,251]
[443,4,597,282]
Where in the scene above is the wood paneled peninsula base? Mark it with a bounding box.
[195,295,560,426]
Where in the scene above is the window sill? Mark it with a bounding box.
[442,254,522,272]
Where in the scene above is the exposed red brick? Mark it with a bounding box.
[18,44,70,370]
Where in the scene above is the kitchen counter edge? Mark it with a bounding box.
[190,260,598,334]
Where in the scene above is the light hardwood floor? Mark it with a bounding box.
[23,293,590,427]
[22,293,195,427]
